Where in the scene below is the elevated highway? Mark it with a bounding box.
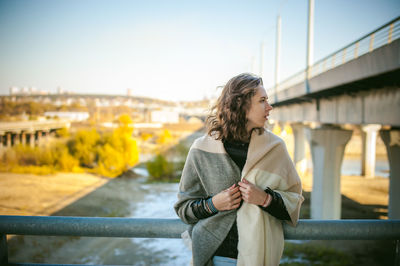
[0,120,70,149]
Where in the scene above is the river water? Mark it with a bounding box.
[8,178,192,265]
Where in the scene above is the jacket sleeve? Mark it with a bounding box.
[190,197,217,219]
[259,187,291,221]
[174,148,208,224]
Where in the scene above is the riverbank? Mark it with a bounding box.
[0,172,109,216]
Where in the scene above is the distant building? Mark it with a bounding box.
[9,87,17,95]
[44,111,89,121]
[151,110,179,123]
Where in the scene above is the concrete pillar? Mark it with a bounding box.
[305,125,353,219]
[291,123,307,175]
[21,132,26,145]
[6,133,11,148]
[0,135,3,149]
[380,129,400,219]
[29,132,35,148]
[361,124,381,178]
[13,133,20,145]
[36,131,42,145]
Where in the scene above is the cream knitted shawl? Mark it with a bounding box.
[236,129,304,266]
[175,129,303,266]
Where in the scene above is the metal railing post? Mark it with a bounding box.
[0,234,7,265]
[388,23,394,44]
[369,33,375,52]
[354,41,359,58]
[342,48,347,64]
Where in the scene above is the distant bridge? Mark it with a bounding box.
[267,16,400,220]
[0,120,70,149]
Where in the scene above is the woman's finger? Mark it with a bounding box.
[238,187,247,194]
[232,191,241,199]
[238,182,249,189]
[232,203,240,209]
[232,197,242,204]
[228,186,239,194]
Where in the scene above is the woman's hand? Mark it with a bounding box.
[212,184,242,211]
[238,179,269,206]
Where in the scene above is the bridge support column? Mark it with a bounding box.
[306,125,352,219]
[36,131,42,145]
[6,133,11,148]
[13,133,20,145]
[43,130,49,137]
[380,129,400,219]
[361,124,381,178]
[291,123,307,175]
[28,132,35,148]
[21,131,26,146]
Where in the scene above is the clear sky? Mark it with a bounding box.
[0,0,399,101]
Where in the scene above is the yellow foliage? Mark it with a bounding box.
[0,141,80,174]
[96,143,126,177]
[141,132,153,142]
[10,165,55,175]
[118,114,133,126]
[57,148,80,171]
[0,121,140,178]
[38,147,56,166]
[56,127,70,138]
[95,123,140,177]
[70,129,100,166]
[272,124,282,135]
[157,129,173,144]
[284,124,293,135]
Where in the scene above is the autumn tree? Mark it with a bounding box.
[68,129,100,167]
[157,129,173,145]
[96,114,139,177]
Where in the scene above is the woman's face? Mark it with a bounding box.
[246,86,273,132]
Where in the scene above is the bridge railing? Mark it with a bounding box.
[309,16,400,79]
[272,16,400,96]
[0,215,399,265]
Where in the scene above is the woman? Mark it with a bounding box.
[174,73,304,266]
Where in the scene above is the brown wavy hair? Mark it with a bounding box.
[206,73,263,142]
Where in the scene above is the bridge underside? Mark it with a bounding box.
[271,82,400,127]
